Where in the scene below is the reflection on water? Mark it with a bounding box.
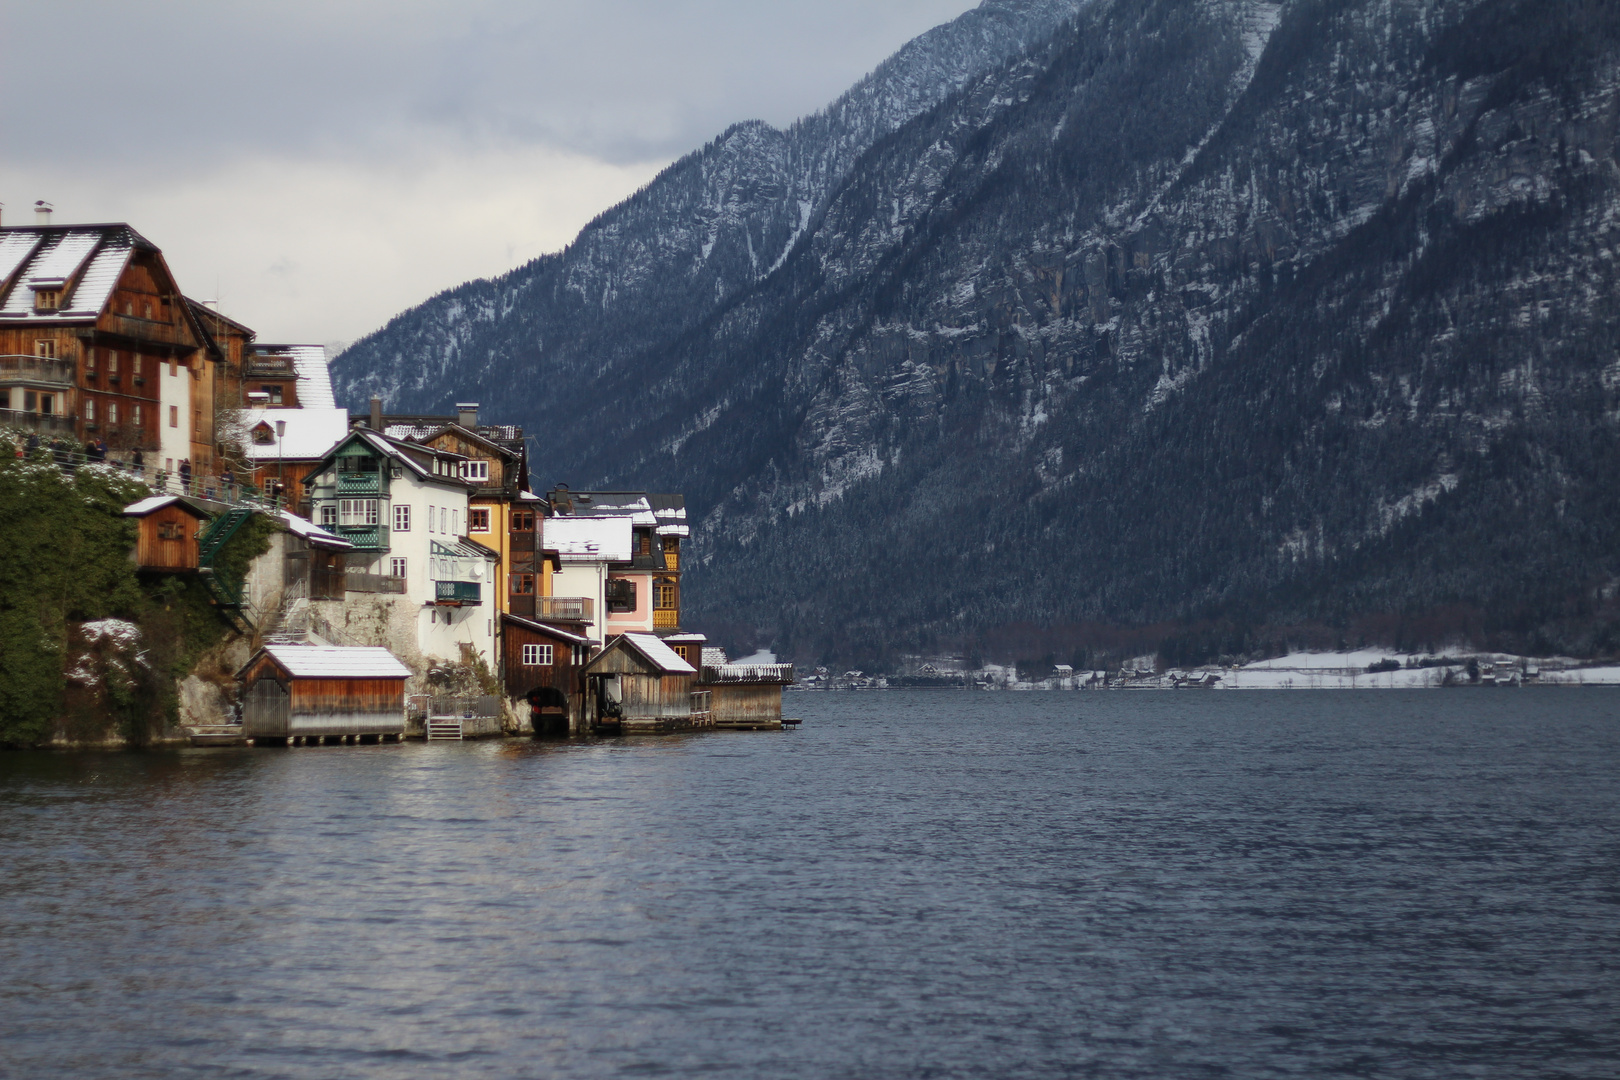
[1,691,1617,1079]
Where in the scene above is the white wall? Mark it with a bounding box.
[551,561,607,645]
[158,358,189,473]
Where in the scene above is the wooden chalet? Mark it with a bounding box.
[239,645,411,744]
[0,219,228,469]
[123,494,213,571]
[696,655,796,730]
[581,632,703,734]
[500,614,591,735]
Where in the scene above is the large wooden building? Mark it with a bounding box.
[238,645,411,744]
[0,217,232,472]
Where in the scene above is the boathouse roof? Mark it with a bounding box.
[251,645,411,680]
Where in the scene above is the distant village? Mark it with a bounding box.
[0,205,793,745]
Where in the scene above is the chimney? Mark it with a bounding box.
[34,200,53,225]
[369,395,383,432]
[456,401,479,428]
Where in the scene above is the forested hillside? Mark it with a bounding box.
[334,0,1620,667]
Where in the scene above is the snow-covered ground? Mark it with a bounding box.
[1217,651,1620,689]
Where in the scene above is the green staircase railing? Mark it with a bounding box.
[197,507,255,627]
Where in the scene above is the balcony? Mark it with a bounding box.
[0,355,75,387]
[103,314,186,345]
[654,608,679,630]
[535,596,594,623]
[335,472,382,495]
[346,573,405,595]
[333,525,385,550]
[0,408,78,435]
[435,580,481,606]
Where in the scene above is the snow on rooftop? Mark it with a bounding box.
[64,242,133,316]
[240,407,349,460]
[261,645,411,679]
[123,494,207,517]
[622,633,696,674]
[544,515,632,561]
[0,233,42,288]
[278,510,351,549]
[0,231,104,317]
[287,345,336,408]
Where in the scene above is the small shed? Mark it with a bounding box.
[238,645,411,744]
[582,632,698,734]
[501,614,590,735]
[123,495,212,571]
[697,657,796,730]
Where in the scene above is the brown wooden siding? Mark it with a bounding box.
[133,504,205,570]
[707,683,784,725]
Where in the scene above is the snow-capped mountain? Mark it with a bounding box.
[335,0,1620,665]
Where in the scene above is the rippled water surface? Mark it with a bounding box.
[2,691,1618,1079]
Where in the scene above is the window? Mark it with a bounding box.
[511,510,534,532]
[451,509,459,535]
[393,504,411,532]
[260,384,283,405]
[439,506,447,534]
[252,424,274,445]
[108,352,120,375]
[339,499,379,525]
[510,573,534,595]
[319,504,337,527]
[522,643,553,667]
[469,508,490,532]
[142,301,153,319]
[193,408,201,434]
[636,532,652,556]
[133,405,143,427]
[169,405,179,428]
[606,578,637,613]
[427,505,436,534]
[390,557,408,579]
[107,401,118,425]
[34,289,60,311]
[157,522,184,540]
[35,339,56,358]
[84,398,96,423]
[169,359,178,377]
[461,460,489,483]
[655,582,678,610]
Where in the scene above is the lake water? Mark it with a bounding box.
[1,690,1617,1079]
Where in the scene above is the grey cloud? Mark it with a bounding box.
[2,0,976,168]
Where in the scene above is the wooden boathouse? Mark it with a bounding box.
[123,494,212,571]
[500,613,590,735]
[696,656,796,730]
[582,632,703,734]
[238,645,411,745]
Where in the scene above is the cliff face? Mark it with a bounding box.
[336,0,1620,665]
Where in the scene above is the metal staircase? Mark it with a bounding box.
[197,507,256,631]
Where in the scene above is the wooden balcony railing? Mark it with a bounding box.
[654,608,679,630]
[0,355,76,386]
[535,596,593,623]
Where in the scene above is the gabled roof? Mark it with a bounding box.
[407,422,521,461]
[0,225,146,323]
[123,494,212,518]
[619,632,696,675]
[244,645,411,680]
[501,613,591,645]
[307,428,471,490]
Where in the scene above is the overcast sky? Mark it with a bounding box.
[0,0,975,347]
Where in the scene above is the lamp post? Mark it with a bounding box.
[275,419,286,508]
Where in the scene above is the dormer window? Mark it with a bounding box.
[461,460,489,483]
[34,289,60,311]
[252,423,275,446]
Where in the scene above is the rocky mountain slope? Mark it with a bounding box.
[335,0,1620,666]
